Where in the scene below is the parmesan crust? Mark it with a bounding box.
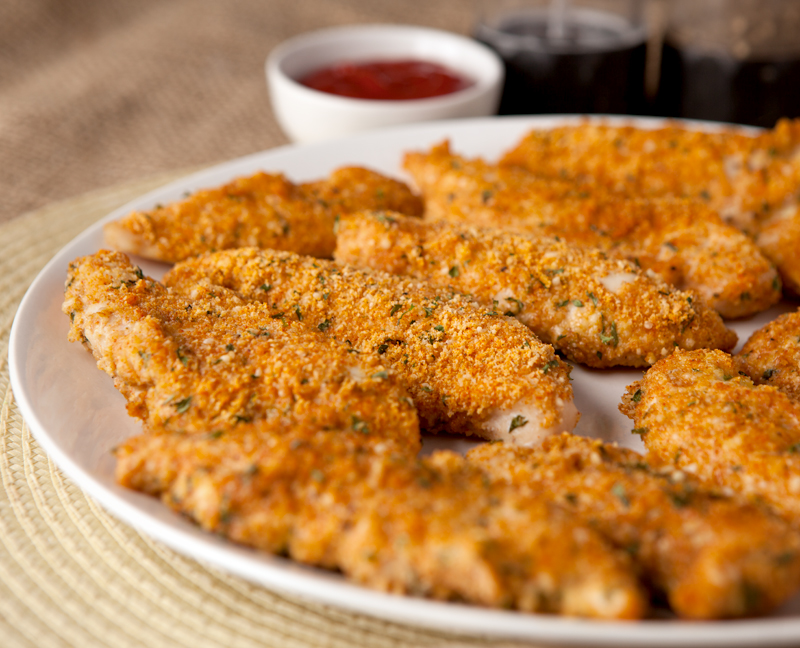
[165,248,578,444]
[115,428,646,618]
[404,140,781,319]
[501,119,800,294]
[469,434,800,619]
[67,250,646,619]
[62,119,800,622]
[103,167,423,263]
[736,308,800,402]
[621,348,800,522]
[334,212,737,368]
[63,249,420,446]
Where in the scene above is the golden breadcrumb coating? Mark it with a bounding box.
[299,166,423,216]
[103,167,423,263]
[756,205,800,295]
[501,119,800,294]
[63,250,419,447]
[621,348,800,522]
[468,434,800,619]
[66,251,647,619]
[404,141,780,319]
[164,248,577,446]
[63,125,800,623]
[334,211,737,368]
[737,308,800,401]
[501,122,758,218]
[115,425,647,619]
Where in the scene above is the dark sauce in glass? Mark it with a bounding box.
[656,42,800,127]
[475,9,647,115]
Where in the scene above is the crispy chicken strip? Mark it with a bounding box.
[749,122,800,294]
[736,308,800,401]
[756,204,800,295]
[68,251,646,618]
[468,434,800,619]
[103,167,423,263]
[335,211,737,368]
[63,250,419,447]
[164,248,578,445]
[620,348,800,522]
[501,119,800,294]
[116,424,647,619]
[404,141,781,319]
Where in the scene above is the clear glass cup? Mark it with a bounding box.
[473,0,648,115]
[656,0,800,126]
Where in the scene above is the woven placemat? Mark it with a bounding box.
[0,175,541,648]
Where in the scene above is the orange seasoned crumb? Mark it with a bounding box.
[65,251,646,619]
[63,120,800,622]
[469,433,800,619]
[165,248,577,445]
[335,211,737,368]
[737,308,800,402]
[501,119,800,294]
[404,141,781,319]
[621,348,800,522]
[116,426,646,618]
[63,249,420,446]
[103,167,423,263]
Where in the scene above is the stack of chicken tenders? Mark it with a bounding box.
[64,118,800,620]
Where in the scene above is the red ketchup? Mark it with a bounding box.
[298,59,473,100]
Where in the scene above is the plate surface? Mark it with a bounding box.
[8,115,800,646]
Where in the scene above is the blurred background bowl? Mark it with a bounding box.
[266,24,504,143]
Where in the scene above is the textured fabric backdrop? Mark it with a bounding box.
[0,0,472,224]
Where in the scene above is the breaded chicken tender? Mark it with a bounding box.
[756,207,800,295]
[63,250,419,446]
[621,348,800,522]
[737,308,800,401]
[301,166,423,216]
[103,167,423,263]
[404,142,781,319]
[66,251,647,619]
[501,119,800,294]
[468,434,800,619]
[335,212,737,368]
[116,426,646,618]
[501,122,758,220]
[165,248,578,445]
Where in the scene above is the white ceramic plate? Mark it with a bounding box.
[9,115,800,647]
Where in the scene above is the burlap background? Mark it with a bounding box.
[0,0,473,225]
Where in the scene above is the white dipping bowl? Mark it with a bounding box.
[266,24,504,143]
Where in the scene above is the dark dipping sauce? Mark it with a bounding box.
[475,10,647,116]
[656,42,800,128]
[297,59,474,101]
